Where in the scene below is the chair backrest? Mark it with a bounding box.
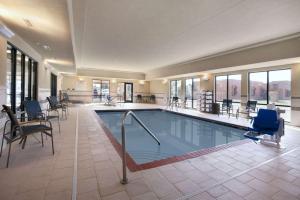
[150,95,155,100]
[62,93,69,101]
[24,100,42,120]
[47,96,58,108]
[247,100,257,111]
[2,105,19,127]
[172,96,179,102]
[222,99,232,107]
[253,109,279,130]
[137,94,142,99]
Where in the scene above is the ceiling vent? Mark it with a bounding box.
[0,24,14,38]
[23,19,33,27]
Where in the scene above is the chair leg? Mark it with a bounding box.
[50,131,54,155]
[0,136,4,157]
[22,136,27,149]
[6,143,11,168]
[58,117,61,134]
[41,133,44,147]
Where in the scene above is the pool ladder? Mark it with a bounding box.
[120,110,160,184]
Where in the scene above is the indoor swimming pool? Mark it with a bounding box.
[97,109,246,170]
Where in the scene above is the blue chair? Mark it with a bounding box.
[244,109,280,141]
[24,100,60,134]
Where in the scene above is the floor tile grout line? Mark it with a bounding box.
[72,110,79,200]
[177,146,299,200]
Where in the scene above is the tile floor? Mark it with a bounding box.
[0,103,300,200]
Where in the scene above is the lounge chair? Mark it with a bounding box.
[244,109,284,147]
[236,100,257,119]
[24,100,60,134]
[47,96,67,119]
[1,105,54,167]
[104,95,116,106]
[221,99,233,116]
[136,95,142,103]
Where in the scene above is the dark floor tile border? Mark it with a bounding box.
[93,109,251,172]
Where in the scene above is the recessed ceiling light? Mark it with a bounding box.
[43,45,51,50]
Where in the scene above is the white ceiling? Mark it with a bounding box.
[70,0,300,72]
[1,0,300,75]
[0,0,75,72]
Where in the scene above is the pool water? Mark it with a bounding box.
[97,110,245,164]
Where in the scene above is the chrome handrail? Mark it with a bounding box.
[120,110,160,184]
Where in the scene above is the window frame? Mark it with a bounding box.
[185,78,200,109]
[215,74,241,103]
[248,68,291,107]
[92,79,110,101]
[170,80,181,98]
[7,42,38,113]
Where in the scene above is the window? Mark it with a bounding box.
[215,75,241,103]
[228,74,241,102]
[185,79,192,107]
[6,44,12,106]
[249,72,267,104]
[249,69,291,106]
[185,78,200,108]
[92,80,110,102]
[269,70,291,106]
[170,80,181,98]
[6,43,38,113]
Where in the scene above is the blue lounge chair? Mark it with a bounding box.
[244,109,284,146]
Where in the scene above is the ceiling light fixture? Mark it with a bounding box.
[0,24,14,38]
[42,45,51,50]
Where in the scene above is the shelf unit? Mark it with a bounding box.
[199,90,213,113]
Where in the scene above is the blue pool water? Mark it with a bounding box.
[97,110,245,164]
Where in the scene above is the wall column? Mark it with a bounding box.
[291,64,300,126]
[0,36,7,128]
[241,71,248,106]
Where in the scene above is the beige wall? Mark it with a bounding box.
[61,75,150,103]
[291,63,300,126]
[146,36,300,80]
[0,36,7,128]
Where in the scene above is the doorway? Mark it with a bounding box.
[124,83,133,102]
[50,73,57,96]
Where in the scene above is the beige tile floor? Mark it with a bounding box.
[0,103,300,200]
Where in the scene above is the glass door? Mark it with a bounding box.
[124,83,133,102]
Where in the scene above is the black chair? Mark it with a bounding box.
[150,95,156,104]
[237,100,257,119]
[171,97,180,108]
[47,96,67,119]
[1,105,54,168]
[136,95,142,103]
[24,100,60,134]
[221,99,233,116]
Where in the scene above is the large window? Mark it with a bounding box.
[249,69,291,106]
[215,74,241,102]
[92,80,110,102]
[185,78,200,108]
[6,43,38,113]
[170,80,181,98]
[228,75,241,102]
[269,70,291,106]
[249,72,267,104]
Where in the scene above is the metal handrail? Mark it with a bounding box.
[120,110,160,184]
